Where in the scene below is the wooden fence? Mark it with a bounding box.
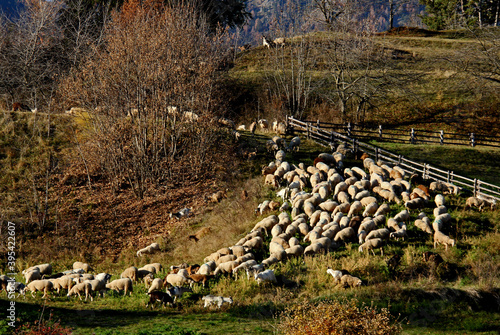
[286,116,500,202]
[299,119,500,148]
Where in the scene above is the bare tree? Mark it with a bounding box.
[60,0,232,198]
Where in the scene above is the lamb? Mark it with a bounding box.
[146,291,174,308]
[67,282,93,301]
[136,242,160,257]
[340,274,363,288]
[106,278,133,296]
[148,278,164,294]
[254,269,277,285]
[202,295,233,308]
[434,231,456,250]
[326,267,343,284]
[121,266,139,282]
[25,280,54,298]
[359,238,385,256]
[73,262,93,273]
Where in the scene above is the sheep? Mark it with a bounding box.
[358,219,375,235]
[136,242,160,257]
[333,227,355,243]
[288,136,301,152]
[85,278,108,298]
[146,290,174,308]
[274,37,285,46]
[258,119,269,131]
[432,213,452,232]
[394,210,410,223]
[252,215,279,233]
[25,280,53,298]
[434,231,456,250]
[347,201,363,217]
[304,242,325,255]
[202,295,233,308]
[243,236,264,250]
[415,217,433,234]
[405,198,426,211]
[433,205,447,217]
[365,228,390,241]
[215,254,237,266]
[374,203,391,217]
[189,274,213,288]
[51,276,76,294]
[362,202,378,217]
[6,281,25,297]
[24,268,41,284]
[326,267,343,284]
[390,226,408,241]
[106,278,133,296]
[121,266,139,282]
[166,286,192,303]
[261,256,279,267]
[254,269,277,285]
[465,196,497,211]
[435,194,445,207]
[73,262,93,273]
[340,274,363,288]
[67,282,93,301]
[285,245,304,258]
[214,261,240,276]
[359,238,385,256]
[142,263,163,274]
[148,278,163,294]
[23,263,52,276]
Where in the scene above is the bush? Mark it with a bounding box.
[275,298,401,335]
[13,312,72,335]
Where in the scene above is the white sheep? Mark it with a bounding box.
[136,242,160,257]
[435,194,445,207]
[51,276,76,294]
[121,266,139,282]
[25,280,53,298]
[340,274,363,288]
[287,136,301,152]
[202,295,233,308]
[214,261,240,276]
[434,231,456,250]
[85,278,107,298]
[73,262,93,273]
[365,228,390,241]
[415,217,433,234]
[106,278,133,296]
[24,268,41,284]
[254,269,277,285]
[359,238,385,256]
[67,282,93,301]
[326,267,343,284]
[148,278,164,293]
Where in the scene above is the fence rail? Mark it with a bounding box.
[302,119,500,148]
[286,116,500,202]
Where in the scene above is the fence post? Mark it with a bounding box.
[473,178,478,197]
[447,170,451,183]
[331,131,335,143]
[470,133,476,147]
[375,147,379,162]
[353,139,358,157]
[379,125,383,139]
[317,120,320,129]
[410,128,415,144]
[422,164,427,180]
[347,122,352,138]
[398,155,402,165]
[307,122,310,139]
[440,130,444,145]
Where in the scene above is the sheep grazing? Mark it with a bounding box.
[25,280,54,298]
[166,286,192,303]
[434,231,456,250]
[326,267,343,284]
[24,263,52,276]
[189,274,213,288]
[146,291,174,309]
[106,278,133,296]
[67,282,93,301]
[51,276,76,294]
[24,268,41,284]
[465,196,497,211]
[165,273,193,287]
[136,243,160,257]
[188,227,212,243]
[148,278,164,294]
[121,266,139,282]
[254,269,277,285]
[202,295,233,308]
[340,274,363,288]
[73,262,93,273]
[359,238,385,256]
[287,136,301,152]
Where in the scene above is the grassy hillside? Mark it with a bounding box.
[1,28,500,334]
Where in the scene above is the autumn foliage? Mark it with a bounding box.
[275,299,401,335]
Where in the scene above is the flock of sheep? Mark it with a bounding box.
[2,124,496,312]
